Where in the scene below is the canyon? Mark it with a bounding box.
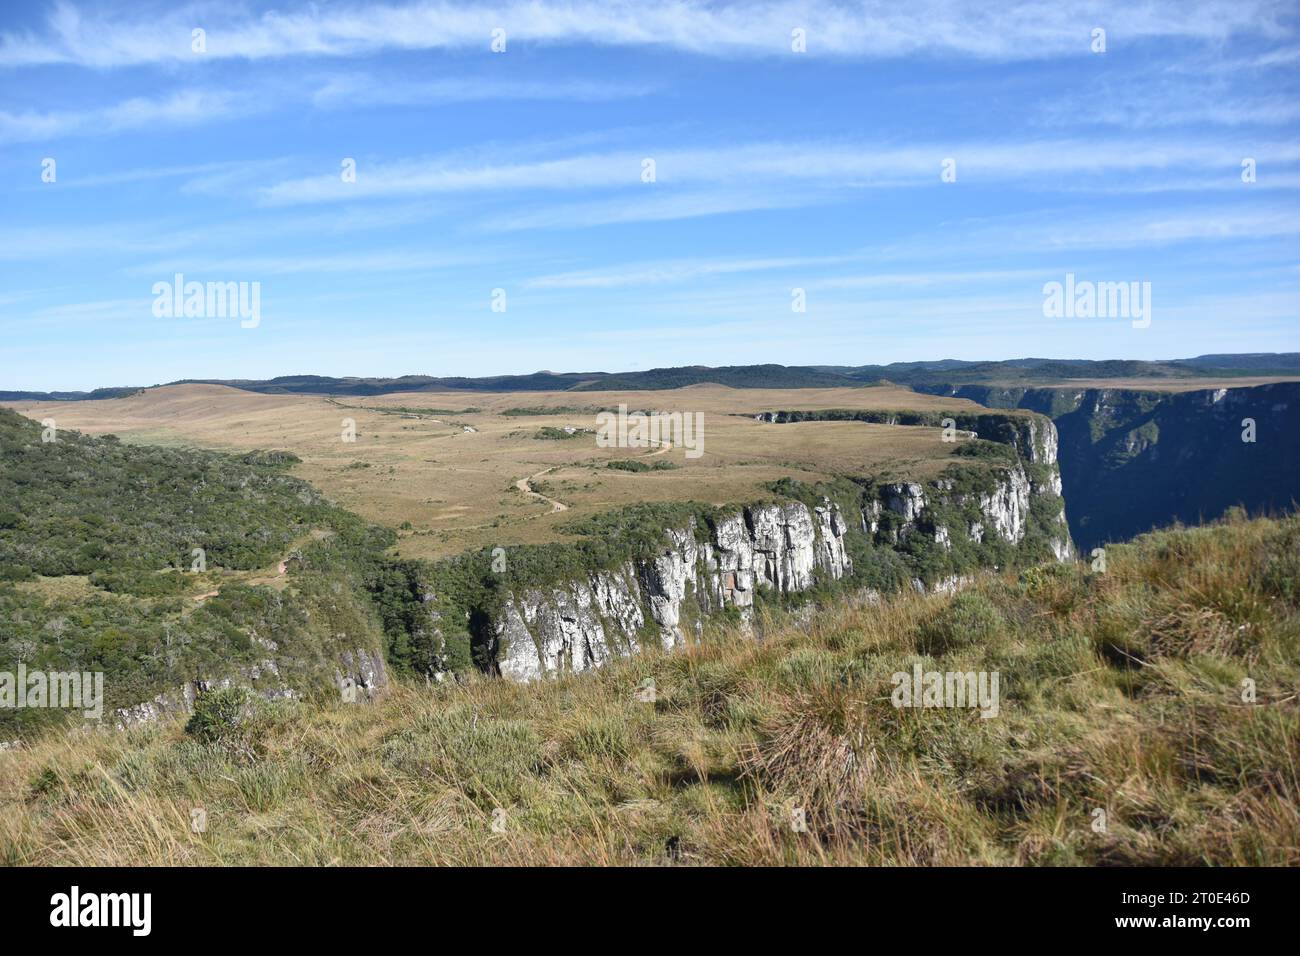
[914,380,1299,552]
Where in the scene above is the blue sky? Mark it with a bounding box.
[1,0,1298,391]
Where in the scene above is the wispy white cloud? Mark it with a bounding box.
[0,289,42,308]
[310,73,655,109]
[817,268,1049,290]
[526,254,861,289]
[1043,172,1300,194]
[1018,206,1300,249]
[0,69,649,145]
[259,138,1300,206]
[0,222,198,261]
[53,157,294,191]
[0,202,456,263]
[1,1,1286,68]
[852,204,1300,266]
[1036,71,1300,130]
[131,249,480,276]
[0,89,239,143]
[481,189,823,231]
[525,207,1300,294]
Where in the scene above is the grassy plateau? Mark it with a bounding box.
[5,382,999,561]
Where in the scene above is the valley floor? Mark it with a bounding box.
[2,513,1295,866]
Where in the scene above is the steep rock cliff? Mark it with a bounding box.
[486,446,1071,681]
[489,500,855,681]
[391,408,1073,684]
[916,380,1299,552]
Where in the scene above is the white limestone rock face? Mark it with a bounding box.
[881,482,927,542]
[814,502,851,580]
[709,511,757,609]
[884,482,927,523]
[489,499,855,681]
[498,585,616,682]
[748,504,786,588]
[414,582,448,672]
[530,586,603,674]
[862,499,882,535]
[644,525,701,647]
[864,457,1071,564]
[485,455,1076,682]
[1024,419,1060,465]
[780,502,819,591]
[750,502,817,592]
[337,648,387,700]
[495,601,542,682]
[591,564,645,648]
[920,574,974,596]
[979,465,1032,543]
[114,683,200,730]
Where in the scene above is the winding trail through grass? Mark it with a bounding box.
[515,467,568,513]
[515,438,673,515]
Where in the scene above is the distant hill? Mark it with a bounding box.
[568,364,859,391]
[4,354,1298,400]
[839,354,1300,385]
[173,371,612,395]
[0,387,142,402]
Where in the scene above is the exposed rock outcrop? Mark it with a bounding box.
[491,499,854,681]
[915,380,1299,552]
[489,442,1073,682]
[458,408,1073,684]
[113,646,386,729]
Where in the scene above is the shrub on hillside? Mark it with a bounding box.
[185,687,268,762]
[606,458,677,472]
[916,590,1005,654]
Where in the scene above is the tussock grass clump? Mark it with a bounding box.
[1,514,1297,866]
[184,688,269,763]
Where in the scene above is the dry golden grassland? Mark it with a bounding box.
[2,513,1294,866]
[7,383,996,560]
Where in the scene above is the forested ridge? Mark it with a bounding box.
[0,408,398,734]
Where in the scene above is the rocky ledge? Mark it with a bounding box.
[487,448,1071,681]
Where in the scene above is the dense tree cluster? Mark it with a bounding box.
[0,409,328,581]
[0,409,395,735]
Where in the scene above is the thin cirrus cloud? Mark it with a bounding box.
[1034,76,1300,130]
[524,206,1300,293]
[525,254,863,289]
[0,0,1287,68]
[310,73,657,108]
[3,1,1297,387]
[0,89,238,143]
[128,249,483,277]
[0,72,640,145]
[477,189,829,232]
[257,138,1300,206]
[864,205,1300,260]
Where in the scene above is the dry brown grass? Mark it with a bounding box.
[2,514,1295,867]
[5,383,990,560]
